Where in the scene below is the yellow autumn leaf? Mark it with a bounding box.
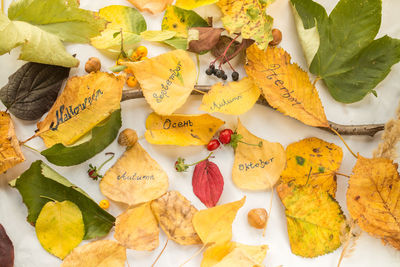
[124,50,196,115]
[126,0,173,14]
[201,242,268,267]
[176,0,218,10]
[114,203,159,251]
[192,197,245,245]
[213,248,263,267]
[280,137,343,197]
[232,119,286,190]
[37,72,124,147]
[347,156,400,250]
[145,113,224,146]
[35,201,84,259]
[200,77,261,115]
[100,129,169,205]
[0,112,24,174]
[245,45,329,128]
[151,191,202,245]
[61,240,126,267]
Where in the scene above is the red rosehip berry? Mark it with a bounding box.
[219,129,234,144]
[207,139,220,151]
[88,169,97,179]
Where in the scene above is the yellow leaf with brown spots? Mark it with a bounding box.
[126,0,173,14]
[114,203,159,251]
[347,156,400,250]
[0,112,24,174]
[280,137,343,197]
[151,191,201,245]
[245,45,329,128]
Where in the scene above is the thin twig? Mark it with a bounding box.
[151,239,169,267]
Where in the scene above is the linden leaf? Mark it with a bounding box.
[200,77,261,115]
[0,112,25,174]
[124,50,196,115]
[192,197,245,245]
[280,137,343,197]
[35,200,84,259]
[176,0,218,10]
[218,0,274,50]
[37,72,124,147]
[213,248,262,267]
[126,0,173,14]
[61,240,126,267]
[91,5,146,54]
[232,119,286,190]
[0,224,14,267]
[151,191,202,245]
[277,183,346,258]
[145,113,224,146]
[114,203,159,251]
[100,130,169,206]
[347,156,400,250]
[245,45,329,128]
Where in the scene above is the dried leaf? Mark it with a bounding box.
[245,45,329,128]
[126,0,173,14]
[100,132,169,206]
[277,183,346,257]
[37,72,124,147]
[192,197,246,245]
[115,203,159,251]
[151,191,202,245]
[213,248,262,267]
[232,119,286,190]
[0,224,14,267]
[280,137,343,197]
[200,77,260,115]
[145,113,224,146]
[176,0,218,10]
[61,240,126,267]
[125,50,196,115]
[192,160,224,208]
[0,62,70,120]
[187,27,224,54]
[0,112,25,174]
[35,200,84,259]
[347,156,400,250]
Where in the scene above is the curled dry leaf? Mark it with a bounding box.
[232,119,286,190]
[145,113,224,146]
[192,197,246,245]
[100,129,169,206]
[347,156,400,250]
[35,200,84,259]
[124,50,196,115]
[37,72,124,147]
[192,160,224,208]
[0,112,25,174]
[213,248,262,267]
[280,137,343,197]
[200,77,261,115]
[114,203,159,251]
[61,240,126,267]
[127,0,173,14]
[151,191,202,245]
[245,45,329,128]
[187,27,224,54]
[0,224,14,267]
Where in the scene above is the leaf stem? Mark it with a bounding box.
[179,244,208,267]
[151,239,169,267]
[238,140,263,147]
[196,54,200,85]
[39,195,57,202]
[330,126,358,158]
[335,172,350,178]
[22,144,41,154]
[312,76,321,87]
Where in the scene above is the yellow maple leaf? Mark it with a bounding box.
[145,113,224,146]
[125,50,196,115]
[245,45,329,128]
[100,129,169,205]
[200,77,261,115]
[126,0,173,14]
[280,137,343,197]
[0,112,24,174]
[114,203,159,251]
[232,119,286,190]
[151,191,202,245]
[192,197,245,245]
[37,72,124,147]
[213,248,263,267]
[61,240,126,267]
[347,156,400,250]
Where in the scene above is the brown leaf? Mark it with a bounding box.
[188,27,224,54]
[0,224,14,267]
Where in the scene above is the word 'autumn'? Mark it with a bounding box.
[238,158,274,171]
[51,89,103,131]
[163,119,193,129]
[210,95,242,111]
[117,172,155,181]
[153,61,182,103]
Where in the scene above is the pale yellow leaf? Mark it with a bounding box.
[127,0,173,14]
[214,248,263,267]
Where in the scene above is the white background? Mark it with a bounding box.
[1,0,400,266]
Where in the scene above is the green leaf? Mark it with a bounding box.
[41,109,121,166]
[163,37,188,50]
[140,30,177,42]
[10,161,115,239]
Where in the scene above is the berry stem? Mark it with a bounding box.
[187,152,213,167]
[224,55,235,72]
[97,152,115,172]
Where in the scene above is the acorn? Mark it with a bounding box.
[85,57,101,73]
[118,129,138,147]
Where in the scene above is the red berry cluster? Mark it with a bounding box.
[207,129,234,151]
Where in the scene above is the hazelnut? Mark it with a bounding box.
[85,57,101,73]
[118,129,138,147]
[248,208,268,229]
[269,29,282,46]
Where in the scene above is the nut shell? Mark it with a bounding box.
[85,57,101,73]
[118,129,138,147]
[248,208,268,229]
[269,29,282,46]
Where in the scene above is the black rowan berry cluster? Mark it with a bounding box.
[206,64,239,81]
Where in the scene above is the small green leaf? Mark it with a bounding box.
[113,31,121,38]
[163,37,188,50]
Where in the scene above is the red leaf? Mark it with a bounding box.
[0,224,14,267]
[192,160,224,208]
